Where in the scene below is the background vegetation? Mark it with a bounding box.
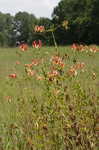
[0,0,99,47]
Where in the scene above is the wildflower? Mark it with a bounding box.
[27,137,33,146]
[31,59,40,66]
[27,69,36,77]
[25,59,41,69]
[73,62,85,70]
[9,73,17,78]
[71,43,78,50]
[25,63,33,68]
[59,62,65,68]
[51,56,61,64]
[48,70,59,81]
[36,75,44,80]
[89,46,97,53]
[19,43,28,51]
[92,72,96,80]
[51,55,65,68]
[32,40,42,49]
[68,68,77,76]
[34,25,45,32]
[5,96,12,103]
[16,61,20,65]
[62,20,69,29]
[53,89,60,96]
[71,43,85,52]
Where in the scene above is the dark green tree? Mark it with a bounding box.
[52,0,99,44]
[0,12,13,46]
[14,12,37,44]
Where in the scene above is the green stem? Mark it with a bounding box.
[52,31,58,52]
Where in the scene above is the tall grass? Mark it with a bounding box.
[0,46,98,150]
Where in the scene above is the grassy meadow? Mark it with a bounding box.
[0,46,98,150]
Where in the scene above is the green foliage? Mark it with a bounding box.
[0,11,53,46]
[14,12,37,44]
[0,12,14,46]
[52,0,99,44]
[0,0,99,46]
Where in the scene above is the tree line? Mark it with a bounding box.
[0,12,52,47]
[0,0,99,47]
